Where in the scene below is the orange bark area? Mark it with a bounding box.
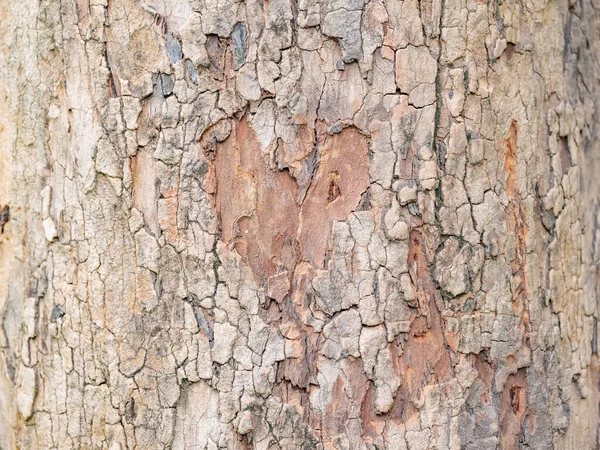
[360,230,454,441]
[504,120,529,312]
[503,121,531,343]
[499,368,528,449]
[298,128,370,267]
[500,121,534,447]
[211,118,371,444]
[213,116,300,284]
[396,230,453,404]
[212,116,370,283]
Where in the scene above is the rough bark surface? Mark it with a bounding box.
[1,0,600,448]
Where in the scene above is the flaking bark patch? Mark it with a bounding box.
[213,115,300,283]
[213,117,369,282]
[2,0,600,446]
[500,368,528,449]
[298,127,370,268]
[503,121,531,332]
[397,230,452,401]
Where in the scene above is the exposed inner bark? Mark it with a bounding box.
[1,0,600,448]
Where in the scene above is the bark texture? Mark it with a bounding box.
[1,0,600,448]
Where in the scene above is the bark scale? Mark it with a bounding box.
[1,0,600,448]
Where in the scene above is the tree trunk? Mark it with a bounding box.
[1,0,600,448]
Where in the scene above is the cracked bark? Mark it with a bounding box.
[1,0,600,448]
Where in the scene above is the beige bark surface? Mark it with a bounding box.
[1,0,600,448]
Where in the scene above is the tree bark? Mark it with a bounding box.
[1,0,600,448]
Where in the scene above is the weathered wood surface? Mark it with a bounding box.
[1,0,600,448]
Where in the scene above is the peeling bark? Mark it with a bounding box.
[1,0,600,448]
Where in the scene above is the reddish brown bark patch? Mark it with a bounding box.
[275,263,322,389]
[470,350,495,404]
[396,230,452,397]
[298,128,370,267]
[211,118,370,444]
[212,116,301,282]
[504,120,519,200]
[500,368,528,449]
[267,271,291,302]
[212,117,370,282]
[360,381,388,439]
[503,121,530,327]
[359,229,454,438]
